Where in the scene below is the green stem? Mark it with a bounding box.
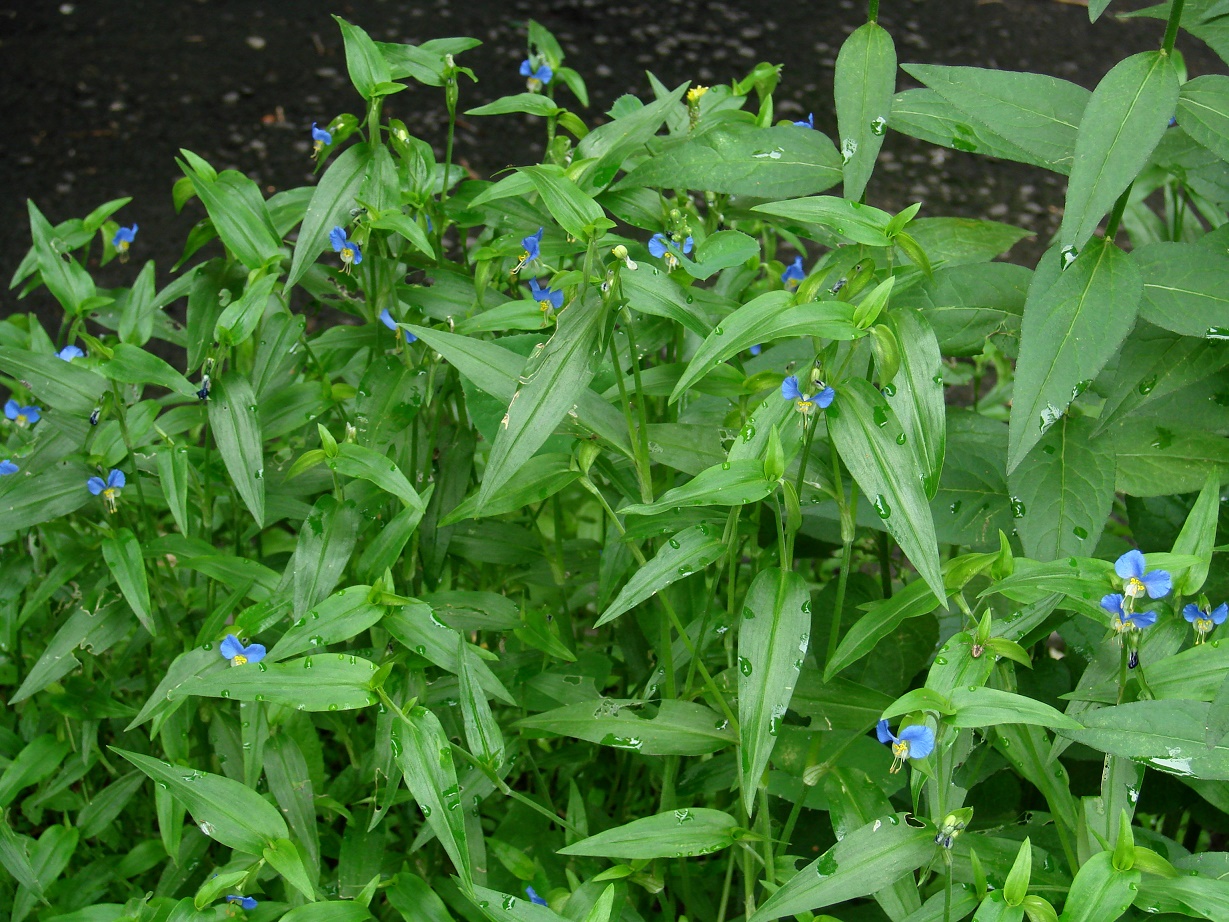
[1162,0,1186,55]
[758,786,775,886]
[608,333,653,503]
[877,530,893,599]
[868,0,880,23]
[621,307,655,499]
[716,843,737,922]
[1104,183,1133,242]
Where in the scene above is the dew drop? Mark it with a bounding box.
[1010,497,1027,518]
[738,656,753,677]
[873,495,891,519]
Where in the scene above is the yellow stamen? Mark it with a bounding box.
[231,654,248,666]
[890,740,909,773]
[102,487,119,513]
[1197,617,1214,642]
[795,399,814,415]
[1124,577,1146,598]
[14,414,26,427]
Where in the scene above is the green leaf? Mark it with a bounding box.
[102,527,153,635]
[893,263,1028,357]
[215,272,279,347]
[466,94,564,117]
[112,748,288,854]
[394,705,472,888]
[1107,418,1229,496]
[182,160,283,271]
[330,444,424,511]
[617,459,775,516]
[26,201,97,315]
[0,346,108,415]
[516,699,735,755]
[575,84,687,188]
[103,343,197,399]
[789,672,893,730]
[270,585,384,662]
[1134,241,1229,339]
[384,602,515,704]
[280,904,372,922]
[0,812,44,902]
[520,165,607,239]
[596,523,725,627]
[263,837,317,902]
[209,372,265,526]
[1008,239,1141,473]
[558,808,738,859]
[1010,416,1116,563]
[828,378,945,601]
[948,686,1080,730]
[834,22,897,201]
[1059,699,1229,779]
[334,16,392,99]
[671,292,859,401]
[0,735,70,808]
[885,308,945,498]
[476,287,604,510]
[1176,74,1229,161]
[173,653,380,711]
[738,568,810,814]
[900,66,1088,172]
[457,635,505,768]
[1059,51,1179,249]
[1055,852,1138,922]
[617,125,843,198]
[286,144,371,291]
[751,196,892,246]
[825,569,939,682]
[10,600,129,705]
[443,453,579,525]
[748,814,935,922]
[1137,875,1229,919]
[681,231,760,281]
[1170,470,1219,596]
[368,211,435,259]
[0,462,92,532]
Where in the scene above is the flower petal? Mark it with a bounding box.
[4,399,17,419]
[1215,604,1229,625]
[244,643,267,664]
[1114,549,1146,580]
[219,635,244,660]
[87,476,106,495]
[1142,569,1172,599]
[898,724,935,759]
[1183,603,1203,623]
[1130,609,1158,629]
[876,719,894,744]
[329,226,348,252]
[648,234,667,258]
[1100,593,1125,617]
[781,376,803,402]
[380,308,397,330]
[108,469,126,489]
[814,386,835,409]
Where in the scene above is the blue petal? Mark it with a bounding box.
[220,634,244,660]
[520,59,533,77]
[648,234,668,258]
[781,376,804,402]
[1183,602,1203,623]
[87,476,106,495]
[781,256,805,284]
[1100,593,1125,617]
[4,399,17,420]
[1130,609,1158,629]
[536,64,554,84]
[24,406,40,424]
[58,345,84,361]
[1214,603,1229,625]
[244,643,267,664]
[350,242,363,265]
[749,344,761,356]
[898,724,935,759]
[526,886,547,906]
[681,236,694,255]
[1115,549,1146,580]
[876,719,894,744]
[405,330,418,343]
[0,460,17,475]
[108,469,126,489]
[529,278,546,299]
[380,308,398,330]
[1142,569,1171,599]
[329,226,348,252]
[814,386,835,409]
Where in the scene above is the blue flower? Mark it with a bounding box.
[58,345,84,361]
[1114,549,1171,600]
[5,399,40,427]
[379,308,417,343]
[112,224,138,262]
[225,895,258,910]
[781,256,805,289]
[1101,593,1158,633]
[87,469,126,513]
[520,58,553,89]
[1183,602,1228,644]
[513,227,544,275]
[781,375,834,415]
[526,886,547,906]
[793,113,815,129]
[877,719,934,773]
[330,226,362,273]
[311,121,332,155]
[749,344,762,356]
[220,633,266,667]
[0,460,17,475]
[648,233,693,269]
[529,278,564,314]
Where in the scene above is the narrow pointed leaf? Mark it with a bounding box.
[835,22,897,201]
[102,527,153,634]
[209,372,265,526]
[617,459,775,516]
[885,308,945,498]
[1176,74,1229,161]
[597,523,725,626]
[287,144,371,290]
[558,809,738,859]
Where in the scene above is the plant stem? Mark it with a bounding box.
[868,0,880,23]
[1162,0,1186,55]
[1104,182,1133,242]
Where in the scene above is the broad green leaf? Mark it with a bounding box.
[901,66,1088,172]
[558,809,738,859]
[948,687,1080,730]
[215,272,279,347]
[789,672,893,730]
[469,885,569,922]
[334,16,393,99]
[103,343,197,399]
[748,814,935,922]
[0,735,71,807]
[26,201,97,314]
[265,733,320,873]
[444,453,579,525]
[1107,419,1229,496]
[270,585,384,662]
[384,602,515,704]
[368,211,435,259]
[617,459,775,516]
[281,904,372,922]
[457,635,505,769]
[1059,51,1179,249]
[78,772,144,839]
[1008,240,1141,473]
[834,22,897,201]
[671,292,859,401]
[681,230,760,281]
[0,812,43,901]
[102,527,153,635]
[596,523,725,626]
[619,264,717,338]
[617,125,843,199]
[738,568,810,814]
[885,308,945,498]
[0,462,92,532]
[994,723,1079,839]
[329,444,423,511]
[1059,699,1229,779]
[173,653,380,712]
[520,165,606,240]
[263,837,317,902]
[828,378,945,600]
[9,600,129,705]
[1056,852,1138,922]
[358,499,430,584]
[1010,416,1116,562]
[824,562,940,681]
[1133,241,1229,339]
[476,288,605,510]
[1177,74,1229,161]
[209,372,265,526]
[516,699,735,755]
[1170,470,1219,596]
[1137,875,1229,918]
[0,345,108,415]
[113,748,288,854]
[394,705,472,888]
[751,197,893,246]
[905,217,1033,268]
[286,144,371,291]
[466,94,564,117]
[182,161,283,271]
[931,411,1014,550]
[575,83,687,188]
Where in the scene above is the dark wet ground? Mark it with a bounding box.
[0,0,1222,310]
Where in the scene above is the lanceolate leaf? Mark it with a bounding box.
[0,346,108,415]
[516,699,735,756]
[738,568,810,814]
[834,22,897,201]
[1176,74,1229,162]
[1059,51,1180,250]
[1059,699,1229,780]
[174,654,381,711]
[1133,241,1229,339]
[596,523,725,626]
[209,372,266,526]
[884,308,945,499]
[558,809,739,859]
[101,527,153,635]
[827,378,945,601]
[1008,239,1141,473]
[617,459,775,516]
[287,144,371,291]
